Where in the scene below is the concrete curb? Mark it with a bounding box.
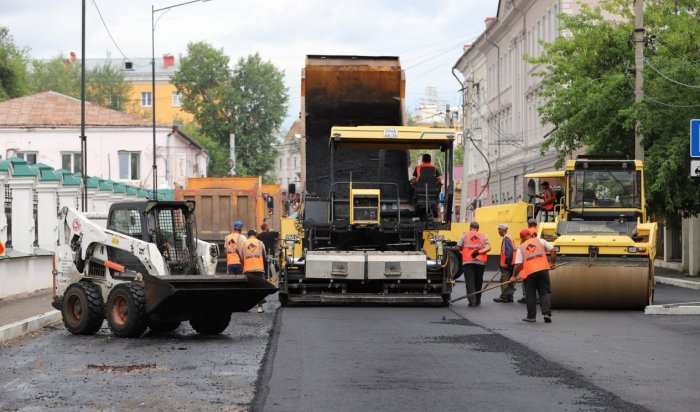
[656,276,700,290]
[645,303,700,315]
[0,310,61,343]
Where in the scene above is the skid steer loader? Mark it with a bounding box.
[52,200,277,338]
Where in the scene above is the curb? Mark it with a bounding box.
[645,303,700,316]
[656,276,700,291]
[0,310,61,343]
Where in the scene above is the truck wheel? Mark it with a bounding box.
[148,319,181,334]
[62,282,104,335]
[106,283,147,338]
[190,313,231,335]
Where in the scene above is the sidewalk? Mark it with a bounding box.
[2,266,700,343]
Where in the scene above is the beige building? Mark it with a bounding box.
[454,0,601,219]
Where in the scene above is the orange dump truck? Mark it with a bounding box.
[175,177,281,271]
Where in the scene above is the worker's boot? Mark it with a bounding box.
[493,296,508,303]
[257,304,264,313]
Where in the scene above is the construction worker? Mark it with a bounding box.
[510,229,556,323]
[224,220,246,275]
[493,223,515,303]
[518,218,539,304]
[410,153,442,185]
[455,221,491,307]
[257,222,280,280]
[533,181,556,221]
[239,229,267,313]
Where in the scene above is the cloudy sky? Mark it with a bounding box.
[1,0,497,130]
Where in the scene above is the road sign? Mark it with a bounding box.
[691,119,700,157]
[692,160,700,178]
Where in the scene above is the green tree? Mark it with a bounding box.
[180,122,231,176]
[0,26,29,101]
[28,54,81,96]
[86,62,132,111]
[529,1,700,222]
[172,42,288,177]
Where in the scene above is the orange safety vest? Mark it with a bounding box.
[500,234,514,267]
[518,238,550,281]
[224,232,245,265]
[415,163,436,180]
[542,188,555,211]
[240,238,265,273]
[461,230,488,264]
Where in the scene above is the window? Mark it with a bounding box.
[16,151,37,165]
[119,151,140,180]
[141,92,152,107]
[61,152,82,173]
[171,92,183,107]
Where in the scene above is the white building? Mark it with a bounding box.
[274,120,302,193]
[454,0,601,212]
[0,91,208,190]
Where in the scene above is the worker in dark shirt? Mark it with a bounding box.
[257,222,280,280]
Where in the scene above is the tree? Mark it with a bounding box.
[172,42,288,177]
[0,26,29,101]
[28,54,81,96]
[86,62,132,111]
[180,122,231,177]
[28,55,131,111]
[529,1,700,223]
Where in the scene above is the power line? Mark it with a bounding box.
[644,96,700,108]
[92,0,131,61]
[645,58,700,89]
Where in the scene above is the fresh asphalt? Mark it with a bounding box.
[254,283,700,412]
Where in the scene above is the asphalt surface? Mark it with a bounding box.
[0,305,276,412]
[255,283,700,412]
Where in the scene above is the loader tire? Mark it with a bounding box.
[106,283,147,338]
[62,281,104,335]
[190,313,231,335]
[148,319,181,334]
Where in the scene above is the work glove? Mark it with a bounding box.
[471,250,480,258]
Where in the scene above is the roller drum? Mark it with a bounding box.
[550,257,652,309]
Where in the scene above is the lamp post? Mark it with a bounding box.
[151,0,208,199]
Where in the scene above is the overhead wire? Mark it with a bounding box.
[644,58,700,89]
[92,0,130,61]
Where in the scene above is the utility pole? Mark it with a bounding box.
[634,0,645,161]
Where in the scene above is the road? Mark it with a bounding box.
[255,283,700,412]
[0,309,275,412]
[1,284,698,411]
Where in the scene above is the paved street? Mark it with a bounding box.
[256,284,700,412]
[1,284,699,411]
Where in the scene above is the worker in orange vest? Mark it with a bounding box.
[410,153,442,185]
[533,181,556,221]
[455,221,491,307]
[517,218,539,304]
[224,220,246,275]
[493,223,515,303]
[239,229,267,313]
[510,229,557,323]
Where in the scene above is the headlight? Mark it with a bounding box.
[553,246,560,252]
[627,246,646,253]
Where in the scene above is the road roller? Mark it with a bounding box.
[532,157,658,309]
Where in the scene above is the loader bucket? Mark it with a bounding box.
[549,257,652,309]
[142,273,277,317]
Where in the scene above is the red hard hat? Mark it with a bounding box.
[519,229,532,239]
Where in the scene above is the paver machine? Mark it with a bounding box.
[53,200,277,337]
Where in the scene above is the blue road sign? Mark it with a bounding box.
[692,119,700,157]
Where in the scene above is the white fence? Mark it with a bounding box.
[0,157,151,299]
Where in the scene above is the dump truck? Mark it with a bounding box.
[52,200,277,337]
[176,177,280,272]
[278,55,460,305]
[473,157,657,309]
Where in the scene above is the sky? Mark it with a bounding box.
[0,0,497,132]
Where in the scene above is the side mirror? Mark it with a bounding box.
[266,195,274,210]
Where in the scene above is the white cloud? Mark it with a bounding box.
[0,0,497,130]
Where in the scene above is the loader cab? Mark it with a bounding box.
[107,200,201,275]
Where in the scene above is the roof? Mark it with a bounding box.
[0,91,166,128]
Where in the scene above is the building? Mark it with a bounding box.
[454,0,602,218]
[274,120,302,193]
[85,55,192,125]
[0,91,207,190]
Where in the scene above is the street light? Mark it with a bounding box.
[151,0,209,198]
